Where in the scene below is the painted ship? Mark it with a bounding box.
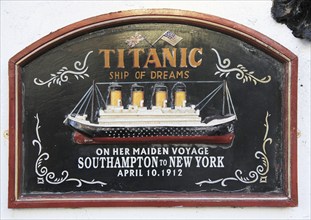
[64,81,237,145]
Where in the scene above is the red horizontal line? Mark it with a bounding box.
[73,132,234,145]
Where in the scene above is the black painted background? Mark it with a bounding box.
[21,23,285,195]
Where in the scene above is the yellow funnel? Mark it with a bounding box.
[155,85,168,108]
[131,84,144,107]
[109,84,122,107]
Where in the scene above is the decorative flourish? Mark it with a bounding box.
[196,111,272,187]
[33,114,106,187]
[34,51,93,87]
[212,48,271,85]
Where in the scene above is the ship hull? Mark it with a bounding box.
[66,117,235,145]
[73,131,235,146]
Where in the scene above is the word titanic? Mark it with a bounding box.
[98,48,203,68]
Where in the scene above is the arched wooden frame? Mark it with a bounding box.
[8,9,297,208]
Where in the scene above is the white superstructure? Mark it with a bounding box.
[65,81,236,128]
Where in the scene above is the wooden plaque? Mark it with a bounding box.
[8,9,297,208]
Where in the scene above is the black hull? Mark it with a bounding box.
[66,117,234,140]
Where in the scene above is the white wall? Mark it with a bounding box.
[1,1,310,219]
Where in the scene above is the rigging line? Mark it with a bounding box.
[67,86,92,116]
[151,84,159,106]
[195,84,223,108]
[77,87,93,115]
[226,85,231,115]
[106,86,111,107]
[195,83,223,108]
[227,87,235,117]
[170,83,176,107]
[90,81,96,123]
[83,91,92,115]
[195,86,222,110]
[222,81,226,115]
[198,85,224,111]
[229,92,235,117]
[94,85,101,110]
[226,84,232,114]
[226,84,237,120]
[95,85,106,107]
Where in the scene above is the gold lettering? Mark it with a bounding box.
[117,49,125,68]
[176,70,183,78]
[128,48,145,68]
[99,49,115,68]
[99,47,204,69]
[180,48,188,68]
[189,48,203,68]
[109,71,129,80]
[163,71,168,79]
[150,71,157,79]
[109,71,114,79]
[162,48,177,67]
[144,48,162,68]
[169,71,176,79]
[184,70,189,79]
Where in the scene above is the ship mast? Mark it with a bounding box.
[222,80,226,116]
[90,80,96,123]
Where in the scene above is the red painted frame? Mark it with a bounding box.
[8,9,298,208]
